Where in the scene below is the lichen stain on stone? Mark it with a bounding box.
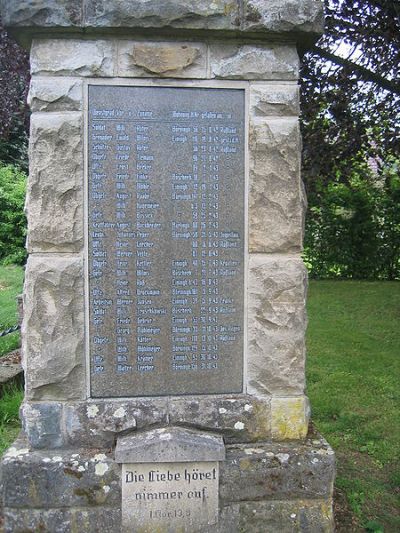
[28,480,40,507]
[234,421,245,430]
[74,485,107,505]
[86,404,99,418]
[246,5,262,23]
[113,406,126,418]
[238,458,252,471]
[247,402,270,441]
[93,453,107,462]
[64,466,83,479]
[95,462,109,476]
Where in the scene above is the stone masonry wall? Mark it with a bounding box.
[21,36,309,448]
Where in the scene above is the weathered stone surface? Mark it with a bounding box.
[243,0,324,35]
[116,427,225,463]
[210,44,299,80]
[3,508,121,533]
[28,78,82,111]
[117,41,207,78]
[169,395,271,443]
[271,396,310,440]
[221,437,335,502]
[64,399,169,449]
[1,0,324,41]
[0,0,82,27]
[22,255,85,400]
[217,499,333,533]
[85,0,239,30]
[247,255,307,396]
[21,402,63,449]
[27,112,83,252]
[250,83,299,117]
[2,442,121,509]
[249,255,307,304]
[249,117,302,252]
[31,39,114,76]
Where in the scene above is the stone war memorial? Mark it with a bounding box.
[0,1,335,531]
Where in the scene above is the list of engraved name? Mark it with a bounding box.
[88,86,245,397]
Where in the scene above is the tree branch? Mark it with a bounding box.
[312,45,400,95]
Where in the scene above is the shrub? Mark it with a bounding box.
[0,163,27,265]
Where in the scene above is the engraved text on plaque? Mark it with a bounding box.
[88,85,245,397]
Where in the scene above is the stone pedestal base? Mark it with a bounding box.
[2,435,334,532]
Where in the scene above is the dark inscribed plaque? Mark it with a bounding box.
[88,85,245,397]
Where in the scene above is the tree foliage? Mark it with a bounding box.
[301,0,400,279]
[0,21,30,171]
[301,0,399,191]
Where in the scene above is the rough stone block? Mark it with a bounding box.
[249,117,302,252]
[31,39,115,76]
[217,499,333,533]
[0,0,82,27]
[271,397,310,440]
[247,255,307,396]
[22,255,85,401]
[220,437,335,502]
[210,43,299,80]
[64,399,169,449]
[249,254,307,304]
[169,395,271,443]
[85,0,239,30]
[3,508,121,533]
[250,83,299,117]
[117,41,207,78]
[28,78,83,112]
[242,0,324,35]
[27,112,83,252]
[21,402,63,449]
[2,443,121,509]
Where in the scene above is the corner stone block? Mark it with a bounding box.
[248,255,307,396]
[271,397,310,440]
[22,255,85,401]
[210,43,299,80]
[169,395,271,443]
[250,83,299,117]
[242,0,325,35]
[249,117,302,252]
[219,500,333,533]
[220,438,335,502]
[31,38,115,77]
[27,112,83,252]
[28,78,83,112]
[117,41,207,78]
[3,508,121,533]
[2,443,121,509]
[0,0,83,27]
[21,402,64,449]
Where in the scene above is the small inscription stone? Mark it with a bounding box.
[121,461,219,532]
[88,85,245,397]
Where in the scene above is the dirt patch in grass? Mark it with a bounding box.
[334,486,363,532]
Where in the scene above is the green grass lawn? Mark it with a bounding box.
[0,265,25,454]
[0,264,24,356]
[307,280,400,532]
